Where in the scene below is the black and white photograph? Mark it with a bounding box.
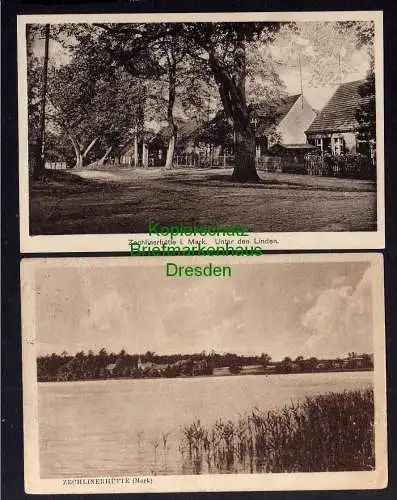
[17,11,384,252]
[21,254,387,493]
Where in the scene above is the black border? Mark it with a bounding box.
[2,1,397,499]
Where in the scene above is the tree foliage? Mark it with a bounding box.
[27,20,376,180]
[46,49,143,168]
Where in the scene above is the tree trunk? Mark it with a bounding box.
[133,129,138,167]
[97,146,112,166]
[67,136,83,169]
[74,151,83,169]
[165,134,176,169]
[142,142,148,167]
[209,37,259,183]
[232,126,257,182]
[68,136,99,169]
[34,23,50,180]
[82,136,99,161]
[165,53,177,170]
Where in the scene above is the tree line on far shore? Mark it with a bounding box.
[37,349,374,382]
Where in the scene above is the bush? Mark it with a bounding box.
[180,389,374,473]
[304,152,375,179]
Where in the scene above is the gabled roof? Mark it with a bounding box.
[306,79,369,134]
[253,95,301,137]
[153,120,204,146]
[255,94,301,122]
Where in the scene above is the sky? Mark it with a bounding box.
[35,259,373,360]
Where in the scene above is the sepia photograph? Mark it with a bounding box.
[21,254,387,493]
[18,11,384,252]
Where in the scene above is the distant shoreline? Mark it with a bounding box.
[37,367,373,383]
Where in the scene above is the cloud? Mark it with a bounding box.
[80,289,131,337]
[301,267,373,357]
[160,279,244,353]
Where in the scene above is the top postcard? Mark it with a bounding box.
[18,11,384,253]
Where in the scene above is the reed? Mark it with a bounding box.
[180,389,374,473]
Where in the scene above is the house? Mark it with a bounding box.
[190,94,316,160]
[252,94,317,158]
[240,365,265,375]
[137,357,155,371]
[305,79,372,156]
[116,129,158,167]
[212,367,232,377]
[341,355,369,370]
[105,359,125,376]
[137,356,182,373]
[264,364,277,374]
[115,120,206,167]
[105,363,117,376]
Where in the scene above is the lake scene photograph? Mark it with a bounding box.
[21,254,386,488]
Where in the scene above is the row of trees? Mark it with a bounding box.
[37,349,373,382]
[28,20,376,182]
[37,349,272,381]
[274,353,373,374]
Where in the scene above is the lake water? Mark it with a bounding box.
[38,371,373,478]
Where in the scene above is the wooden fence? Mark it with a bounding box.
[173,153,235,168]
[303,154,375,179]
[45,161,68,170]
[256,156,284,172]
[108,152,375,179]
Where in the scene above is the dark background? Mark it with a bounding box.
[2,0,397,499]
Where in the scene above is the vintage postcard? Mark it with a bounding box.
[18,11,384,253]
[21,253,387,493]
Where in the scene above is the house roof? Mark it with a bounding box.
[106,363,117,371]
[306,79,369,134]
[155,120,203,145]
[255,94,301,122]
[253,95,302,138]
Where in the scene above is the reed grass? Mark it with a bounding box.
[180,389,374,473]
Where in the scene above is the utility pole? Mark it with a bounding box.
[298,51,303,110]
[37,23,50,178]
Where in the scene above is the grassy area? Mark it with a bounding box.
[29,167,377,234]
[180,389,374,473]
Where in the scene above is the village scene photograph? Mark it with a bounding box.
[22,255,385,481]
[23,15,380,237]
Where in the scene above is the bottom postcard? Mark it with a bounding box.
[21,254,387,493]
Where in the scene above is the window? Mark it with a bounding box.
[333,137,345,155]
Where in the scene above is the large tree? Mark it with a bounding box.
[26,24,51,178]
[33,22,285,178]
[274,21,374,88]
[350,22,376,155]
[85,23,217,169]
[46,51,143,168]
[183,22,284,182]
